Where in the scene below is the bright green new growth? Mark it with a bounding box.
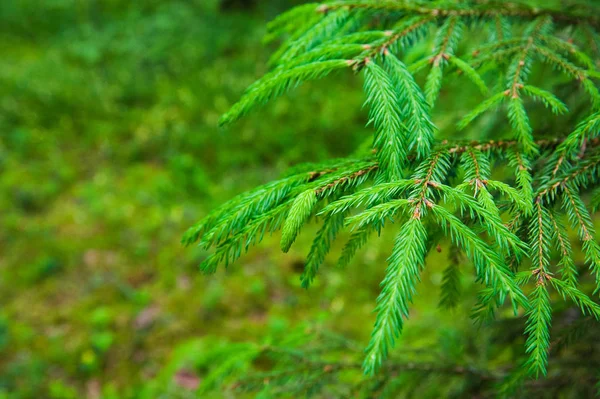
[280,189,318,252]
[185,0,600,385]
[363,217,427,375]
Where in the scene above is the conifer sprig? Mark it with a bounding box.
[187,0,600,383]
[363,217,427,375]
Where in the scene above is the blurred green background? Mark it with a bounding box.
[0,1,501,397]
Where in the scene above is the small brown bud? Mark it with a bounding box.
[412,207,422,219]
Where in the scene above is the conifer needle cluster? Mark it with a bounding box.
[184,0,600,388]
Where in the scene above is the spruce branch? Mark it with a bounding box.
[548,210,578,286]
[363,58,408,180]
[362,15,435,59]
[425,16,463,107]
[187,1,600,387]
[301,212,346,288]
[524,283,552,377]
[384,52,436,159]
[321,2,600,28]
[219,60,351,126]
[431,204,526,310]
[439,244,463,309]
[363,217,428,375]
[281,189,318,253]
[561,186,600,285]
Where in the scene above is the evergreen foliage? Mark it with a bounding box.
[185,0,600,393]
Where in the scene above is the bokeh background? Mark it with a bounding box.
[0,1,524,397]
